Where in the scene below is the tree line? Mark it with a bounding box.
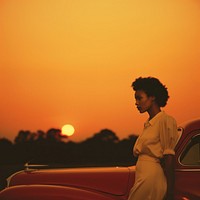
[0,128,138,166]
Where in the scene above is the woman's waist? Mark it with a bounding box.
[138,154,161,163]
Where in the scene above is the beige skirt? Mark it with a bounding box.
[128,155,167,200]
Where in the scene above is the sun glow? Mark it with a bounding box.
[61,124,75,137]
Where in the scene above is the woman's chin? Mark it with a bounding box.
[138,109,145,113]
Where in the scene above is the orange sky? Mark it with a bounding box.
[0,0,200,142]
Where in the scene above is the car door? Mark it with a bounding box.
[175,132,200,200]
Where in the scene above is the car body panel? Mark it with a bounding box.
[175,170,200,200]
[8,166,135,196]
[0,185,118,200]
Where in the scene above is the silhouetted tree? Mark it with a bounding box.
[94,129,120,142]
[85,129,119,143]
[14,130,32,144]
[35,130,46,143]
[0,137,13,147]
[46,128,62,142]
[0,138,13,163]
[117,134,138,165]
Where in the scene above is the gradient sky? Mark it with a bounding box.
[1,0,200,142]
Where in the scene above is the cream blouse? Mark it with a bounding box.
[133,111,178,159]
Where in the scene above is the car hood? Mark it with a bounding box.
[8,166,135,196]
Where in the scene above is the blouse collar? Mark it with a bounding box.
[144,111,165,127]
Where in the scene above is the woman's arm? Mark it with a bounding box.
[163,154,175,200]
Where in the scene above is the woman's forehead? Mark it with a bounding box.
[135,90,147,97]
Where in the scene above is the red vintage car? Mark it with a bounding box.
[0,118,200,200]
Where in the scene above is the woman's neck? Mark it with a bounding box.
[148,105,161,120]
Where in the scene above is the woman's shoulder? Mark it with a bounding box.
[160,111,177,125]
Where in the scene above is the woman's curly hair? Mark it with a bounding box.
[131,77,169,107]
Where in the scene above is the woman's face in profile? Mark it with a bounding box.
[134,90,155,113]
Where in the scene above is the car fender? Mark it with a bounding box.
[0,184,117,200]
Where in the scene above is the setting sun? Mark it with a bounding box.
[61,124,75,137]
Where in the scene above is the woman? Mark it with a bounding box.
[128,77,178,200]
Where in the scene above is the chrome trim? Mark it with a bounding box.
[6,163,49,187]
[24,162,49,171]
[176,168,200,172]
[175,127,183,146]
[6,170,25,187]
